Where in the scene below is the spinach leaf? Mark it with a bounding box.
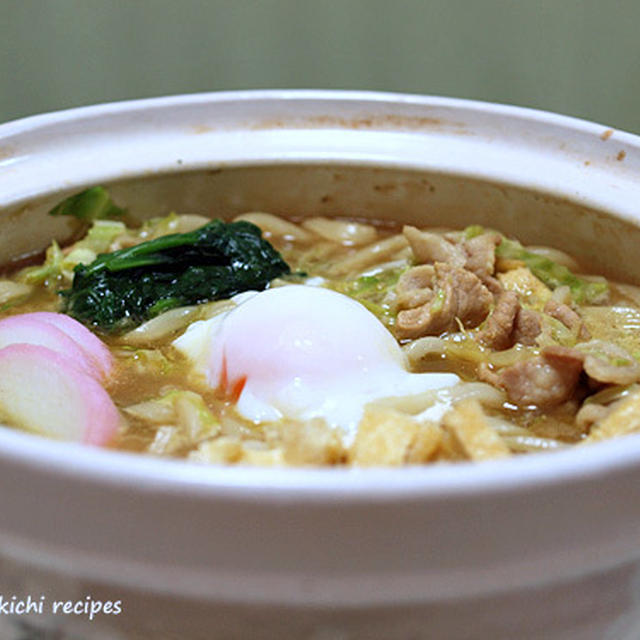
[61,219,291,333]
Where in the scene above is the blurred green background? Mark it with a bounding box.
[1,0,639,132]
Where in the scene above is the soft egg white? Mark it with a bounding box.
[173,285,459,439]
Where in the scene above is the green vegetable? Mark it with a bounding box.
[496,238,608,304]
[157,390,220,439]
[80,220,127,251]
[18,240,65,287]
[49,186,125,221]
[61,220,128,279]
[430,287,446,313]
[18,220,127,289]
[61,219,291,333]
[463,224,485,240]
[334,267,405,326]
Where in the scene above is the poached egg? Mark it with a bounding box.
[173,285,459,438]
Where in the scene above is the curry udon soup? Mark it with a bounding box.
[0,186,639,466]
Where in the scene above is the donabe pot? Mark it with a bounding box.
[0,91,639,640]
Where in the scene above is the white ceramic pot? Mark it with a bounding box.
[1,91,640,640]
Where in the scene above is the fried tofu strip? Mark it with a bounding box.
[584,390,640,443]
[441,399,511,461]
[498,266,551,310]
[350,407,442,466]
[276,418,345,466]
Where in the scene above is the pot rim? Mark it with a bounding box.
[0,425,639,501]
[1,89,640,502]
[2,89,639,216]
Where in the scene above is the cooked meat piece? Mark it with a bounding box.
[495,345,584,408]
[463,233,500,281]
[578,340,640,385]
[476,291,542,351]
[544,298,590,340]
[395,265,435,311]
[395,305,433,341]
[403,226,466,267]
[476,290,519,350]
[435,263,494,329]
[512,308,542,346]
[482,274,505,297]
[395,262,492,340]
[403,226,501,285]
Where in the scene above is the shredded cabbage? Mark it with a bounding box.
[496,237,609,304]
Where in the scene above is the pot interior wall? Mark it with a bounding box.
[1,165,638,284]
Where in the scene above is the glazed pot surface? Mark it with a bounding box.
[1,91,640,639]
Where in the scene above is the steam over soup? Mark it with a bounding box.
[1,187,640,466]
